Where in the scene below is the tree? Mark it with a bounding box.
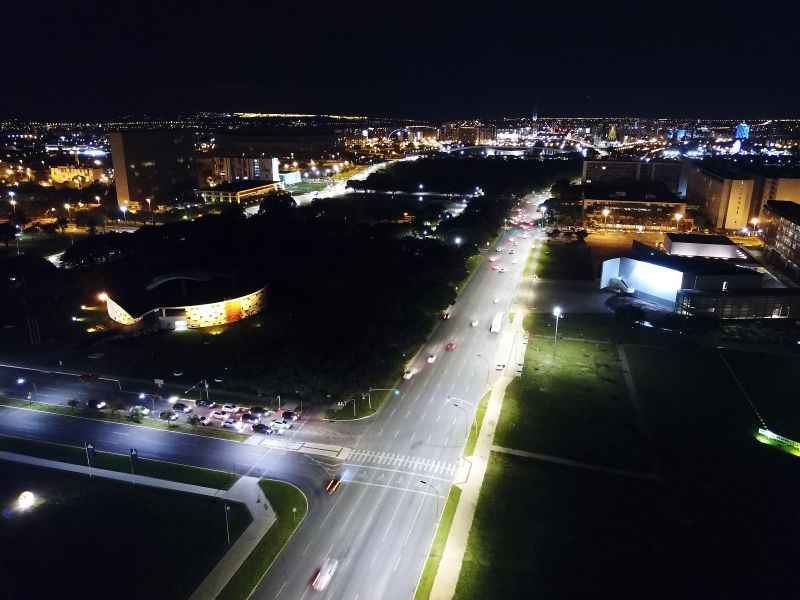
[110,398,126,416]
[0,222,15,248]
[187,414,201,428]
[56,214,68,232]
[67,399,80,413]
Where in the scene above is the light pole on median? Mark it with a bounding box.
[223,503,231,546]
[446,396,476,440]
[16,377,37,406]
[553,306,562,346]
[417,479,440,515]
[365,387,400,410]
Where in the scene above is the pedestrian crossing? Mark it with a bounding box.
[345,449,457,477]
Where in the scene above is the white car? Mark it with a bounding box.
[403,369,414,380]
[312,558,339,591]
[488,256,498,263]
[210,410,227,419]
[129,405,150,416]
[495,247,503,252]
[427,354,437,364]
[493,298,499,304]
[221,404,239,413]
[511,259,518,264]
[496,363,506,371]
[471,320,479,327]
[271,418,292,430]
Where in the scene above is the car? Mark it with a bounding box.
[271,418,292,430]
[210,410,227,419]
[426,354,437,364]
[172,371,184,377]
[222,418,242,430]
[312,559,339,591]
[250,406,266,416]
[511,259,518,264]
[440,311,451,320]
[491,264,499,271]
[495,247,503,252]
[200,416,213,426]
[197,399,217,408]
[241,413,259,424]
[173,402,192,413]
[509,249,516,254]
[221,403,239,413]
[471,320,479,327]
[79,373,99,383]
[493,297,500,304]
[87,399,107,410]
[129,405,150,416]
[161,410,179,421]
[402,369,414,380]
[282,410,299,422]
[488,256,498,262]
[325,478,342,495]
[253,423,272,434]
[445,342,456,351]
[496,363,506,371]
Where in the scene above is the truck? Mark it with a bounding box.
[490,312,503,334]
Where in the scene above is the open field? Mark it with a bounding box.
[0,460,249,600]
[456,342,800,599]
[453,453,678,600]
[495,338,651,471]
[536,241,592,280]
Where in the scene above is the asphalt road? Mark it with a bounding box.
[0,190,547,600]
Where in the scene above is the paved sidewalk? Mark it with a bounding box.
[0,451,275,600]
[429,307,526,600]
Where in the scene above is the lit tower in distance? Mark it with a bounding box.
[735,122,751,140]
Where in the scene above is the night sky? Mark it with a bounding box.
[5,1,799,120]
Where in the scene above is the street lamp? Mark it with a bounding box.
[16,377,37,406]
[674,212,683,231]
[120,204,128,223]
[454,236,462,246]
[446,396,476,439]
[602,208,610,227]
[750,217,760,236]
[552,306,562,345]
[9,198,16,214]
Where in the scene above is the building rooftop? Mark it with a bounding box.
[629,246,756,276]
[665,233,736,246]
[583,181,679,202]
[765,200,800,226]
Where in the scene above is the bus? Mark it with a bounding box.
[490,312,503,334]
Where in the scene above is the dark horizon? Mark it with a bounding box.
[4,2,799,122]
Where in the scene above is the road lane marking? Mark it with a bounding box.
[274,581,287,599]
[346,479,442,497]
[382,493,405,541]
[393,430,399,440]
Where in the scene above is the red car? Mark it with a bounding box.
[440,311,451,320]
[446,342,457,352]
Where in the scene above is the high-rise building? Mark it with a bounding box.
[209,157,279,184]
[735,122,751,140]
[685,163,754,230]
[582,160,685,195]
[110,130,195,209]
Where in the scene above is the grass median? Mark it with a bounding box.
[217,480,308,600]
[0,433,239,489]
[464,390,490,456]
[0,396,248,442]
[414,486,462,600]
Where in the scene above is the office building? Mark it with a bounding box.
[210,156,279,184]
[685,162,754,230]
[763,200,800,277]
[110,130,195,209]
[663,233,745,260]
[582,160,685,195]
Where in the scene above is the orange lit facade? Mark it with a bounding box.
[105,286,266,330]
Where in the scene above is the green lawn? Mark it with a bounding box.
[464,390,490,456]
[286,181,328,194]
[0,459,249,600]
[217,480,308,600]
[0,396,248,442]
[0,433,239,489]
[535,241,593,280]
[414,486,462,600]
[453,452,679,600]
[721,348,800,440]
[494,338,651,471]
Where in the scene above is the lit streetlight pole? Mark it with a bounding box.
[602,208,610,228]
[223,503,231,546]
[16,377,37,406]
[9,198,16,214]
[553,306,562,345]
[750,217,760,236]
[120,204,128,223]
[674,212,683,232]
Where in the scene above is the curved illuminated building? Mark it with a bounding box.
[102,272,266,331]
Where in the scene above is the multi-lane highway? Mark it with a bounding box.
[0,190,546,599]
